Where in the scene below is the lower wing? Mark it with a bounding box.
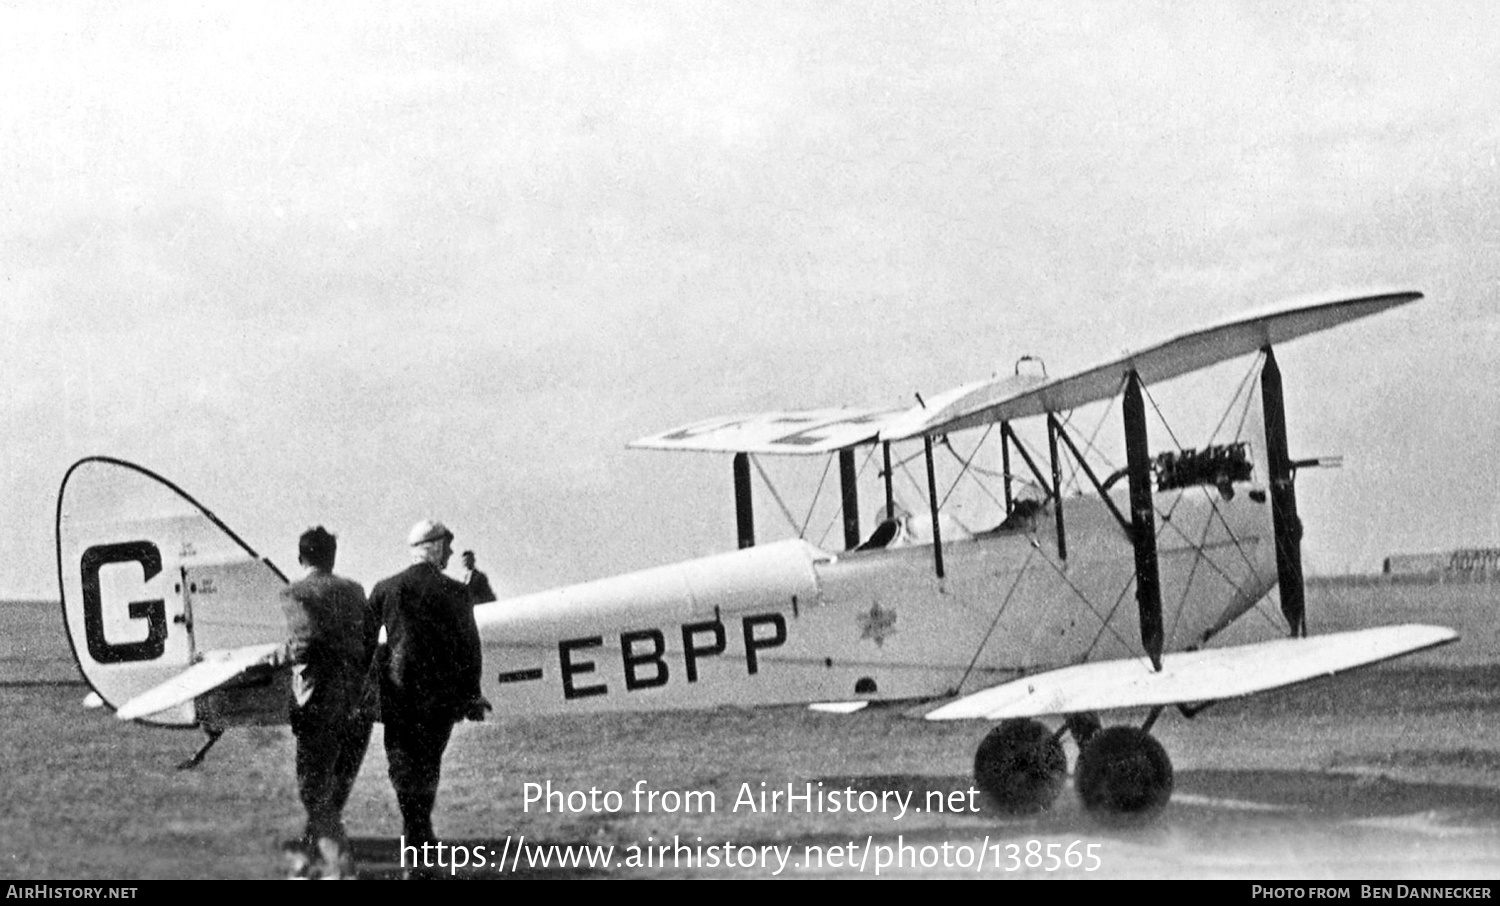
[923,624,1457,721]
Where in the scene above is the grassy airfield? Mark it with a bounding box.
[1,581,1496,880]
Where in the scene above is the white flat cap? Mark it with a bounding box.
[407,519,453,546]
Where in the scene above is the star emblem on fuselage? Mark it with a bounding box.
[859,602,897,647]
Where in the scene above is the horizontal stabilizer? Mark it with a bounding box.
[808,701,870,714]
[115,643,281,721]
[923,624,1456,721]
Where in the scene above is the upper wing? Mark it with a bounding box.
[630,407,907,455]
[114,642,282,721]
[882,288,1421,440]
[630,290,1419,454]
[923,624,1456,721]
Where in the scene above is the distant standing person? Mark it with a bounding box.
[370,520,491,862]
[277,526,377,880]
[459,550,497,605]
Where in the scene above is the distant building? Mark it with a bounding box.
[1448,548,1500,577]
[1382,548,1500,582]
[1381,553,1449,577]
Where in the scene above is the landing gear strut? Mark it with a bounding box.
[973,718,1067,814]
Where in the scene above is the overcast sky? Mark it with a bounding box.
[3,1,1498,599]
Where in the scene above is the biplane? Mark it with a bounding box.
[56,288,1456,824]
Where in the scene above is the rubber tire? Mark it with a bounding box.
[973,718,1067,814]
[1074,725,1173,826]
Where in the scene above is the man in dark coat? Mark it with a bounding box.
[278,526,376,879]
[459,550,498,605]
[370,519,490,856]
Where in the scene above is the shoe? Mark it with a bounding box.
[316,837,356,880]
[281,838,318,880]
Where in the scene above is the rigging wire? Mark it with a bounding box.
[937,424,1004,513]
[1026,537,1141,654]
[1078,392,1122,476]
[798,454,835,539]
[1084,572,1141,662]
[749,455,802,538]
[813,443,881,548]
[957,543,1038,689]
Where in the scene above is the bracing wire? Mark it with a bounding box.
[957,544,1038,689]
[750,455,802,537]
[798,454,835,539]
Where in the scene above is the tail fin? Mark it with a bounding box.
[56,457,288,726]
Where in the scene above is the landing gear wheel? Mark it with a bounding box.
[973,718,1067,814]
[1074,725,1173,826]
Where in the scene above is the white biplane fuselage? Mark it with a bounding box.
[478,490,1272,714]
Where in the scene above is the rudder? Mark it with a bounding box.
[56,457,288,726]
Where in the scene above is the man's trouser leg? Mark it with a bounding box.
[291,708,347,877]
[384,704,455,846]
[318,716,373,878]
[327,717,374,823]
[293,709,343,843]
